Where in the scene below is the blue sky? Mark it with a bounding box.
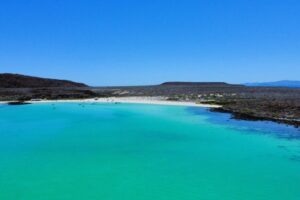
[0,0,299,86]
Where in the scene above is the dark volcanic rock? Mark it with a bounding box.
[7,101,31,105]
[0,73,88,88]
[210,98,300,127]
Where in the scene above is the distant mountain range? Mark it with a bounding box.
[161,82,242,87]
[244,80,300,88]
[0,73,88,88]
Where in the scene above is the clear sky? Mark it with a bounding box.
[0,0,299,86]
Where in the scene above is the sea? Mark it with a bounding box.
[0,102,299,200]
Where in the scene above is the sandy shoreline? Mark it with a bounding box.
[0,96,221,108]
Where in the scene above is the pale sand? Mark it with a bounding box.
[0,96,221,108]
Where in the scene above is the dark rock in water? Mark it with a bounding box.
[7,101,30,105]
[290,155,300,162]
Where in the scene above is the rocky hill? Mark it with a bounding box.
[0,73,88,88]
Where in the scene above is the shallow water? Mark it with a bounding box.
[0,103,300,200]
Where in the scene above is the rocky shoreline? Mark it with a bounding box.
[210,107,300,128]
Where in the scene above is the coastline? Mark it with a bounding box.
[1,96,298,128]
[2,96,298,127]
[0,96,221,108]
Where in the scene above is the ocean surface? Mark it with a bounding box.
[0,103,300,200]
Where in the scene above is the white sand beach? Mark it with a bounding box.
[0,96,221,108]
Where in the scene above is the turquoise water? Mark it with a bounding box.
[0,103,300,200]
